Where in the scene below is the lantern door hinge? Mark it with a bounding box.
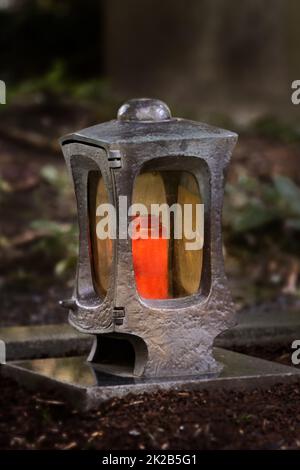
[113,307,125,325]
[108,149,122,169]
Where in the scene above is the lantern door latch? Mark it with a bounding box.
[59,298,77,311]
[113,307,125,325]
[108,149,122,169]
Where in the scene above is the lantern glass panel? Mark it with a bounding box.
[132,170,203,300]
[88,171,113,297]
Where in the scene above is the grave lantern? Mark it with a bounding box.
[60,98,238,378]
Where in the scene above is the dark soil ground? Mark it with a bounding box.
[1,374,300,450]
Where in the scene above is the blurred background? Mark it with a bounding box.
[0,0,300,327]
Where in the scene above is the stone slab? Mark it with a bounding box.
[1,348,300,411]
[216,305,300,348]
[0,324,93,361]
[217,325,300,349]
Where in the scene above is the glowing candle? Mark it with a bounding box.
[132,215,169,299]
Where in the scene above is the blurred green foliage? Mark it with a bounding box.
[0,176,12,194]
[37,164,78,278]
[224,176,300,233]
[8,61,113,104]
[253,116,300,143]
[40,163,72,197]
[224,175,300,234]
[30,219,78,278]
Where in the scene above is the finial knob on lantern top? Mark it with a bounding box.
[117,98,172,122]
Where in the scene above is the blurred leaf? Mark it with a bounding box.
[55,256,77,277]
[10,61,66,98]
[40,164,71,196]
[0,177,12,193]
[225,174,300,234]
[0,236,10,249]
[253,116,300,143]
[273,176,300,217]
[72,79,111,101]
[28,219,78,278]
[231,203,277,233]
[40,165,59,185]
[237,175,260,192]
[30,219,70,235]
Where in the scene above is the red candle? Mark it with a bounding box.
[132,215,169,299]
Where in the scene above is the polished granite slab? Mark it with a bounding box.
[1,348,300,410]
[0,324,93,360]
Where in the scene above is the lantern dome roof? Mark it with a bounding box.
[60,98,237,147]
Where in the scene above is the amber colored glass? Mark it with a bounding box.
[88,171,113,297]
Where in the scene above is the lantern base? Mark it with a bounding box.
[1,348,300,411]
[87,333,149,377]
[87,333,224,378]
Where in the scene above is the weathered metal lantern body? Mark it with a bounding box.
[60,98,238,378]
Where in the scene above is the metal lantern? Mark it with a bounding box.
[60,98,238,378]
